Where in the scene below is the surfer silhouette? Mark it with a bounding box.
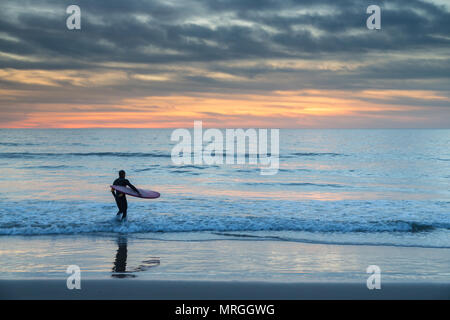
[111,170,141,221]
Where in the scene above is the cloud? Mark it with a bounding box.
[0,0,449,127]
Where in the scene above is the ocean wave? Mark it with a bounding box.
[0,151,347,160]
[244,182,346,188]
[0,217,446,236]
[167,164,215,170]
[0,152,172,159]
[171,170,200,175]
[21,165,83,169]
[287,152,344,157]
[210,232,450,249]
[0,200,449,239]
[0,142,38,147]
[134,165,161,172]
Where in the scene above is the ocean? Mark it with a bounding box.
[0,129,449,281]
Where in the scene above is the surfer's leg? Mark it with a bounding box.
[115,196,123,215]
[121,198,128,220]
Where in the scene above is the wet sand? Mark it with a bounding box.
[1,280,449,300]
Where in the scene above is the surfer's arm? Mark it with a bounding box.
[126,180,141,195]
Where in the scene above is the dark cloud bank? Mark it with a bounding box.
[0,0,449,126]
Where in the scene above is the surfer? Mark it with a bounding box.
[111,170,141,221]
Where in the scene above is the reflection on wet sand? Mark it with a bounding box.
[112,236,160,278]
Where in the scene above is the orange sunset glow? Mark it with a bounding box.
[4,89,447,128]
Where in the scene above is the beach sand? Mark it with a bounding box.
[1,280,449,300]
[1,235,449,300]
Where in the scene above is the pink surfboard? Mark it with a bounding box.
[111,185,160,199]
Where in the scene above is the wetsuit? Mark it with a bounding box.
[112,178,139,219]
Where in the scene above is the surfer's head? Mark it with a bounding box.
[119,170,126,178]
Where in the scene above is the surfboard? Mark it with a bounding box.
[110,185,160,199]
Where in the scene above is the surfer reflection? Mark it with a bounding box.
[111,236,161,278]
[111,170,141,221]
[112,236,134,278]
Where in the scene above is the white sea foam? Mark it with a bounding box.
[0,199,449,248]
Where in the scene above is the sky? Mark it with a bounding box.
[0,0,449,128]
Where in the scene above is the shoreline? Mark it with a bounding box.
[1,236,449,283]
[1,280,449,300]
[2,230,450,250]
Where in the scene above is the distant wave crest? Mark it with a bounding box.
[0,151,346,159]
[0,152,172,159]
